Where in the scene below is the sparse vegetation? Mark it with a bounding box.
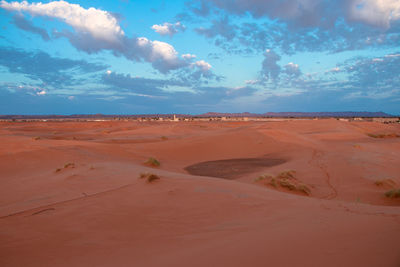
[384,189,400,198]
[279,179,297,190]
[161,136,168,140]
[374,179,396,187]
[255,174,273,182]
[64,162,75,168]
[147,174,160,182]
[269,177,278,188]
[297,184,312,195]
[55,162,75,173]
[139,172,149,178]
[367,133,400,139]
[277,170,296,179]
[139,172,160,183]
[255,170,311,196]
[144,157,160,167]
[33,136,40,140]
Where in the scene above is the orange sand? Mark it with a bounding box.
[0,119,399,266]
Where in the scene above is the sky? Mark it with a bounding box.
[0,0,399,115]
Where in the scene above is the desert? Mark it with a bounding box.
[0,118,399,267]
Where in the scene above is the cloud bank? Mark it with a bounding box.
[1,0,211,75]
[201,0,400,29]
[187,0,400,55]
[151,22,185,37]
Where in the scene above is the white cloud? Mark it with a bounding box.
[149,40,179,62]
[106,70,112,74]
[0,1,211,76]
[151,22,185,37]
[385,53,400,58]
[347,0,400,28]
[245,79,260,85]
[136,37,185,73]
[325,67,341,73]
[192,60,212,72]
[97,95,125,101]
[0,0,124,43]
[182,54,197,60]
[284,62,301,76]
[36,90,46,95]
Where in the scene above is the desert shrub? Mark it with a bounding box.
[139,172,160,183]
[33,136,40,140]
[55,162,75,173]
[367,133,400,138]
[144,157,160,167]
[297,184,311,195]
[255,174,273,182]
[367,133,380,138]
[277,170,296,179]
[147,174,160,183]
[139,172,149,178]
[64,162,75,168]
[256,170,311,196]
[279,179,297,190]
[161,136,168,140]
[374,179,396,187]
[384,189,400,198]
[269,178,278,188]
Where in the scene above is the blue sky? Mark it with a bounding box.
[0,0,399,115]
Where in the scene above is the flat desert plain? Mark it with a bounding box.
[1,119,400,267]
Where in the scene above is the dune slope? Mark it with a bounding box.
[0,120,399,267]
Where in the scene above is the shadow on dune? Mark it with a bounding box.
[184,157,287,179]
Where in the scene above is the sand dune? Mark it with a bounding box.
[0,119,399,266]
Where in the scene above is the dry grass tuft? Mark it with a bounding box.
[384,189,400,198]
[277,170,296,179]
[161,136,168,140]
[374,179,396,187]
[55,162,75,173]
[144,157,160,167]
[297,184,311,195]
[367,133,400,139]
[255,170,311,196]
[64,162,75,168]
[255,174,273,182]
[33,136,41,140]
[139,172,149,178]
[279,179,297,190]
[139,172,160,183]
[269,177,278,188]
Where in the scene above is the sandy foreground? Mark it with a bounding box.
[0,119,399,267]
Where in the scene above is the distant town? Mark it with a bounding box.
[0,112,399,123]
